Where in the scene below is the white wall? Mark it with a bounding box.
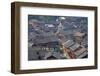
[0,0,100,76]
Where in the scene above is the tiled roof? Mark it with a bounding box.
[74,32,85,37]
[63,40,75,48]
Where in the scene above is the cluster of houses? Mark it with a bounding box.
[28,17,88,60]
